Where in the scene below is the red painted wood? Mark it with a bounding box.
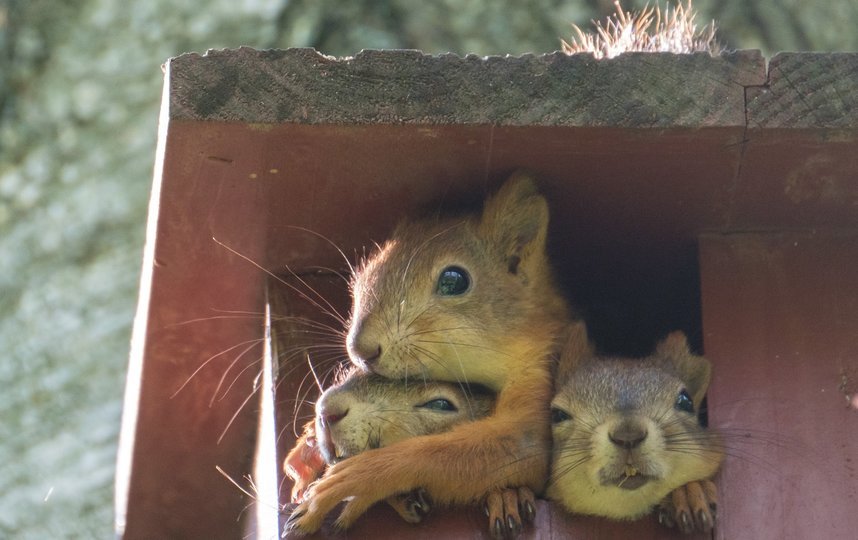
[277,493,707,539]
[120,118,858,538]
[700,232,858,540]
[120,122,271,538]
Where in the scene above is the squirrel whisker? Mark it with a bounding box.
[281,224,356,279]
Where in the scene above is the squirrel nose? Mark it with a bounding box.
[319,407,348,428]
[347,328,382,366]
[609,422,648,449]
[354,343,382,365]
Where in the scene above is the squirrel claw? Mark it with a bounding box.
[492,517,505,539]
[507,515,521,536]
[696,508,712,533]
[410,488,432,517]
[485,487,533,538]
[282,509,307,538]
[678,511,694,535]
[523,499,536,523]
[657,505,676,529]
[388,489,432,524]
[657,479,718,534]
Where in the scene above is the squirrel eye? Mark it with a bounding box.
[419,398,457,412]
[550,407,572,424]
[675,389,694,413]
[436,266,471,296]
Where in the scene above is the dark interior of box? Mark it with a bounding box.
[254,122,740,350]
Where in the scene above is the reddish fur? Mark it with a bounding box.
[292,325,559,531]
[283,426,326,503]
[288,171,570,533]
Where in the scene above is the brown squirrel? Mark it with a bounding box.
[286,171,572,537]
[284,367,495,523]
[562,0,721,58]
[546,321,723,534]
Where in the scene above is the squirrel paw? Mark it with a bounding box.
[387,489,432,524]
[657,479,718,534]
[284,452,397,533]
[285,486,375,534]
[484,487,536,539]
[283,504,316,536]
[283,424,327,504]
[283,481,347,534]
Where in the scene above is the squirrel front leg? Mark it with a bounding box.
[287,398,551,534]
[284,421,434,525]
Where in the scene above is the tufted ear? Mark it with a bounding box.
[556,320,594,381]
[479,170,549,276]
[656,331,712,409]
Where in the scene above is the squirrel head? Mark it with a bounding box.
[346,171,568,390]
[314,369,495,464]
[548,327,723,519]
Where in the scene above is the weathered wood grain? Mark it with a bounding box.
[168,47,765,128]
[747,52,858,129]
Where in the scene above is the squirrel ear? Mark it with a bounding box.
[479,170,549,275]
[656,331,712,408]
[556,320,593,378]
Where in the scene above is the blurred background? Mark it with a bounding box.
[1,0,856,537]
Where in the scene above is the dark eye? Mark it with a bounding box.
[419,398,457,412]
[436,266,470,296]
[551,407,572,424]
[675,389,694,413]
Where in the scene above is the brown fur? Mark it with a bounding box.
[288,171,571,533]
[283,424,327,504]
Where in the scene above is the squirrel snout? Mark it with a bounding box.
[347,329,382,367]
[316,390,350,428]
[319,407,348,428]
[608,422,648,450]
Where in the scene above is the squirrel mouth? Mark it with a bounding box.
[326,441,353,464]
[601,465,653,490]
[615,472,651,490]
[318,435,357,464]
[316,428,341,464]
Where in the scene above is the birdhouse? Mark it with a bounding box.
[116,48,858,539]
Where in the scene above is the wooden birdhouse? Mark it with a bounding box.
[116,48,858,539]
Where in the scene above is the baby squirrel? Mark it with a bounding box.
[547,321,723,533]
[284,367,494,523]
[287,171,572,537]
